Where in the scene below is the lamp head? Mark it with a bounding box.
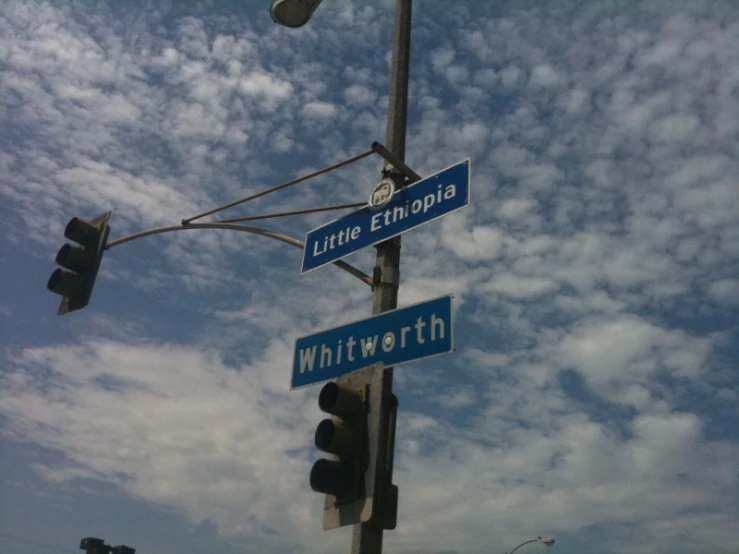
[270,0,323,27]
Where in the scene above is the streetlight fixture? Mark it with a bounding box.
[507,536,556,554]
[270,0,323,27]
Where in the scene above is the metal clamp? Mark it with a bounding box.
[371,141,422,184]
[371,266,400,292]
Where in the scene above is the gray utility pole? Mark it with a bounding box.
[352,0,412,553]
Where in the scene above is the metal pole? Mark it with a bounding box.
[352,0,412,552]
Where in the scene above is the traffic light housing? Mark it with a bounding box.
[310,381,367,499]
[310,362,398,531]
[111,546,136,554]
[48,211,111,315]
[79,537,107,554]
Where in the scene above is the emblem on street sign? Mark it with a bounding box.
[368,178,395,210]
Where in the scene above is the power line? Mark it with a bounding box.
[213,200,366,224]
[181,147,375,224]
[0,531,77,554]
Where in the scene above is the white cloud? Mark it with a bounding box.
[302,101,338,118]
[151,47,180,68]
[529,63,563,87]
[555,315,713,401]
[707,278,739,305]
[491,144,529,174]
[454,122,487,145]
[430,46,455,70]
[499,65,522,87]
[343,83,376,105]
[239,71,293,101]
[715,388,737,401]
[559,88,590,115]
[649,113,701,143]
[498,198,536,219]
[1,341,326,548]
[481,272,559,299]
[440,219,505,262]
[434,388,477,409]
[638,38,682,66]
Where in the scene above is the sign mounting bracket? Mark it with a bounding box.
[371,141,422,184]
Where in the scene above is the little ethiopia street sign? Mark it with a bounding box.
[301,158,470,274]
[291,294,454,389]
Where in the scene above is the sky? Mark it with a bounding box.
[1,0,738,553]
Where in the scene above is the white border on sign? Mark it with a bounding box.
[299,157,472,275]
[290,293,456,390]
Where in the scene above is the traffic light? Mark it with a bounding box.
[79,537,108,554]
[310,381,367,498]
[47,211,111,315]
[310,362,398,531]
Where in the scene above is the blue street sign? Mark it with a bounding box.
[301,158,470,274]
[291,294,454,389]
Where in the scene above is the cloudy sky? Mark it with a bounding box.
[1,0,738,553]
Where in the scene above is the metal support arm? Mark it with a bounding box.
[371,142,421,183]
[509,540,539,554]
[106,222,372,287]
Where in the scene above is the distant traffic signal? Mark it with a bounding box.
[79,537,108,554]
[47,211,111,315]
[79,537,134,554]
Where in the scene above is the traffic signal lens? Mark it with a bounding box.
[310,458,353,495]
[318,382,339,411]
[64,217,99,247]
[315,418,335,451]
[55,243,94,273]
[315,418,357,457]
[47,268,83,297]
[318,381,363,419]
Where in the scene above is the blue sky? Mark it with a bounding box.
[1,1,738,553]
